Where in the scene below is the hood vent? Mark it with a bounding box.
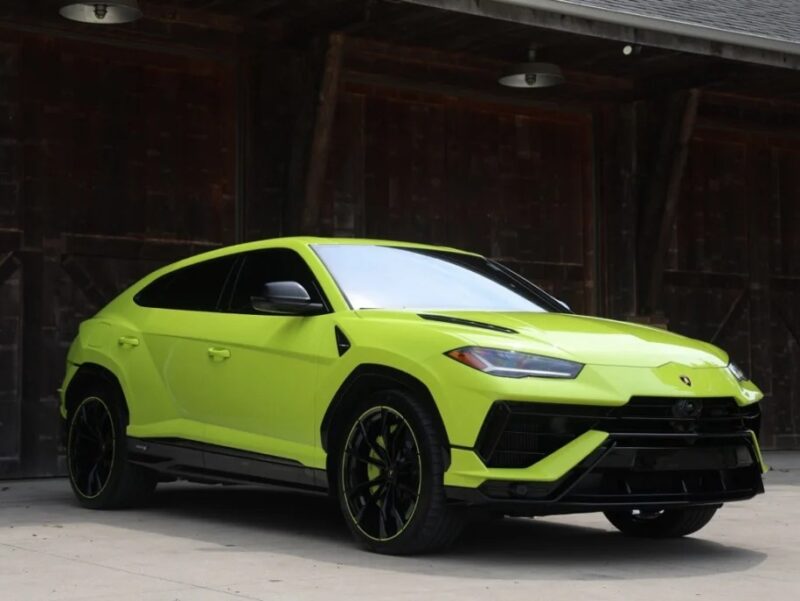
[418,314,518,334]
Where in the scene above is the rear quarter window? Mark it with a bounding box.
[134,255,237,312]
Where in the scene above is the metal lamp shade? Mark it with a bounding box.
[59,1,142,24]
[498,62,565,88]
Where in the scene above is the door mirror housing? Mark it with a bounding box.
[251,281,324,315]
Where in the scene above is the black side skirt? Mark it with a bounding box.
[127,437,328,492]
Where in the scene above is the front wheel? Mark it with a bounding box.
[335,389,462,554]
[604,506,719,538]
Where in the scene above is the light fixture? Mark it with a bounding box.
[59,1,142,24]
[622,44,642,56]
[498,46,564,89]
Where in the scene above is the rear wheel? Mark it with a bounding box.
[67,381,156,509]
[604,506,718,538]
[335,389,462,554]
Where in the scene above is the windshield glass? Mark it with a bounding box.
[313,244,559,312]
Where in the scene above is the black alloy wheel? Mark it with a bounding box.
[66,381,157,509]
[335,389,463,554]
[68,396,116,499]
[341,406,422,542]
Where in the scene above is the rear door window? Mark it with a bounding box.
[134,255,237,312]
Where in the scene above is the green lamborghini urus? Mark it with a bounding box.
[60,237,765,554]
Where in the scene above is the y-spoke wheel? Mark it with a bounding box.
[342,406,422,542]
[68,397,115,499]
[335,389,463,554]
[66,381,157,509]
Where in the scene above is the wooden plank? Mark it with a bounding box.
[235,56,254,242]
[301,33,345,233]
[60,256,114,308]
[636,89,700,314]
[0,252,20,286]
[62,233,221,261]
[710,287,749,343]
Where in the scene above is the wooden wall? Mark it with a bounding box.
[305,41,800,449]
[663,126,800,448]
[1,28,799,478]
[0,31,236,477]
[320,83,596,314]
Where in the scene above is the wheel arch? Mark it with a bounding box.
[64,363,129,420]
[321,364,451,491]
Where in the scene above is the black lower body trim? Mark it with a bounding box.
[127,437,328,492]
[445,436,764,516]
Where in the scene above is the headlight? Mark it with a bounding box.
[727,361,748,382]
[446,346,583,379]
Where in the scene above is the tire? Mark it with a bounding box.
[334,388,463,555]
[66,380,157,509]
[604,506,719,538]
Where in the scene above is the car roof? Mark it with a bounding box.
[144,237,480,282]
[190,236,479,263]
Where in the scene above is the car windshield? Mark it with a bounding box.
[313,244,561,312]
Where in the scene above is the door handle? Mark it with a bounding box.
[118,336,140,347]
[207,347,231,360]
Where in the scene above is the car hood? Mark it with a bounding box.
[355,310,728,368]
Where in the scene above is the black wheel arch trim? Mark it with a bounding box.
[64,362,128,419]
[320,364,450,461]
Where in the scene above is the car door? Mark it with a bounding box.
[133,254,240,441]
[197,248,332,467]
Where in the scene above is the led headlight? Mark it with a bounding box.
[446,347,583,379]
[727,361,748,382]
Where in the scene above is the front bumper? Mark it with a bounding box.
[444,398,765,514]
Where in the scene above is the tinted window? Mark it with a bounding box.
[314,244,561,312]
[227,248,323,314]
[134,255,237,312]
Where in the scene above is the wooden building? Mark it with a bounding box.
[1,0,799,477]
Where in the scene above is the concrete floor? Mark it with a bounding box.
[1,452,799,601]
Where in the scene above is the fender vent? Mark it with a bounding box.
[335,326,350,356]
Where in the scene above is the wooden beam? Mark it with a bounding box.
[710,287,749,343]
[234,56,254,243]
[61,233,220,261]
[60,256,113,308]
[0,252,20,287]
[402,0,800,71]
[301,33,345,233]
[637,88,700,315]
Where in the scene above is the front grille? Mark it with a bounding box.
[477,398,761,469]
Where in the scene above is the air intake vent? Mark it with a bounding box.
[418,313,517,334]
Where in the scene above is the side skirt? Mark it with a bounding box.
[127,437,328,492]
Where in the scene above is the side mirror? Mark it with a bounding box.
[251,281,324,315]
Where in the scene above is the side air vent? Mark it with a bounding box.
[418,313,517,334]
[335,326,350,356]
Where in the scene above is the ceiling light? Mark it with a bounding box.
[59,1,142,24]
[498,47,564,89]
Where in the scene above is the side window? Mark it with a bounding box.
[228,248,323,314]
[135,255,237,312]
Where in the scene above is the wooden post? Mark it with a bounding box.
[0,252,21,286]
[637,88,700,316]
[300,33,344,233]
[234,56,253,243]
